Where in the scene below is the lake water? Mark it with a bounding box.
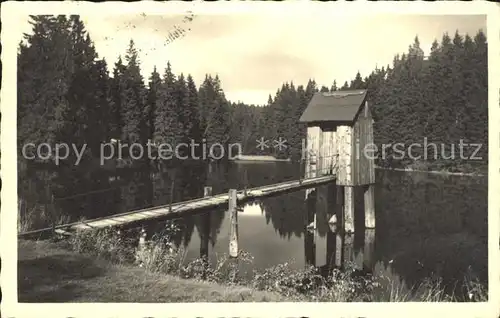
[22,161,488,295]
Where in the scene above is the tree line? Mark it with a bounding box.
[235,32,488,173]
[18,15,488,184]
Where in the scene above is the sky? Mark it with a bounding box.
[17,14,486,105]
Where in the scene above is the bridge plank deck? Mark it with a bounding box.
[19,175,336,239]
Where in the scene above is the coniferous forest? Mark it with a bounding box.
[17,15,488,227]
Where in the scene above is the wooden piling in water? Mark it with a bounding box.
[326,229,336,268]
[364,184,375,228]
[204,186,212,197]
[304,230,316,267]
[228,189,238,258]
[334,185,344,268]
[335,231,343,268]
[304,191,316,267]
[344,233,354,268]
[138,227,147,253]
[49,192,56,235]
[363,229,375,271]
[169,175,175,213]
[344,186,354,233]
[228,189,239,281]
[200,186,212,268]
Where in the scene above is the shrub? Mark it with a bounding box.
[68,227,135,264]
[134,235,184,274]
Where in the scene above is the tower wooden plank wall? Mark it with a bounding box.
[305,126,320,178]
[350,101,375,186]
[304,99,375,184]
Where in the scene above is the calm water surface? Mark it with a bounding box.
[25,161,488,293]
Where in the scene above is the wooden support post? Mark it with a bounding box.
[299,159,303,185]
[328,183,338,226]
[317,129,324,177]
[335,231,343,268]
[364,184,375,228]
[50,193,56,234]
[315,229,326,268]
[204,186,212,197]
[344,233,354,269]
[244,169,248,196]
[228,189,238,281]
[304,230,316,267]
[344,186,354,233]
[334,185,343,268]
[200,186,212,276]
[304,192,316,267]
[199,213,210,263]
[138,227,147,253]
[228,189,238,258]
[363,229,375,272]
[169,176,175,213]
[44,182,56,235]
[326,229,336,269]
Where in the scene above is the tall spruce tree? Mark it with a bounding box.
[186,74,201,148]
[154,62,180,150]
[146,66,162,157]
[120,40,147,154]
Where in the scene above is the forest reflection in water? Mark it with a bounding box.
[19,161,487,294]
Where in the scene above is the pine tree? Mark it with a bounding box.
[199,75,231,159]
[330,80,338,92]
[350,71,365,89]
[340,81,349,90]
[471,30,488,162]
[146,66,162,156]
[18,15,74,201]
[66,15,104,158]
[18,16,74,148]
[174,73,189,156]
[87,58,112,155]
[120,40,147,154]
[154,62,179,150]
[110,56,126,141]
[186,74,201,146]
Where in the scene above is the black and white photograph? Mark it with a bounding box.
[1,1,499,317]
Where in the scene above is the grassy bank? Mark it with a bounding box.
[18,239,284,302]
[18,227,488,302]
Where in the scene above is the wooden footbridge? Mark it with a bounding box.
[18,174,337,239]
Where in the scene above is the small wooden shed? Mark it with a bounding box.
[299,89,375,187]
[299,89,376,231]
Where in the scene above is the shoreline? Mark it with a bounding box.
[375,165,486,177]
[230,155,291,163]
[230,156,486,176]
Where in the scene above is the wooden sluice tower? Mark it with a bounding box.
[299,89,376,269]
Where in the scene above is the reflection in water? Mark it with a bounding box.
[21,161,487,294]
